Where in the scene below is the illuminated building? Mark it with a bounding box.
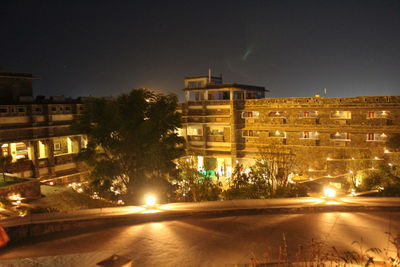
[180,74,400,183]
[0,72,87,183]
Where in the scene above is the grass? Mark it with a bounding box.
[248,232,400,266]
[29,185,116,212]
[0,180,17,187]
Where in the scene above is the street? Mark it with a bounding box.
[1,210,399,266]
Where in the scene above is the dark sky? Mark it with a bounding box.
[1,0,400,100]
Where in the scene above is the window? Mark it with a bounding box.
[367,111,389,119]
[187,126,203,136]
[207,127,224,136]
[51,107,57,111]
[331,111,351,119]
[188,81,204,89]
[242,130,260,137]
[268,111,286,117]
[241,111,260,118]
[35,107,42,112]
[15,142,28,159]
[300,111,318,118]
[366,133,387,141]
[65,106,71,111]
[330,132,350,140]
[0,108,7,113]
[268,130,286,138]
[233,91,244,100]
[18,107,25,113]
[300,131,319,139]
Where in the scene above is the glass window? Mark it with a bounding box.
[207,127,224,136]
[300,111,318,118]
[242,130,260,137]
[331,111,351,119]
[187,126,203,136]
[367,111,389,119]
[366,133,387,141]
[330,132,350,140]
[300,131,319,139]
[268,130,286,138]
[241,111,259,118]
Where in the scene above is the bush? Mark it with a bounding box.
[0,197,11,208]
[360,166,400,196]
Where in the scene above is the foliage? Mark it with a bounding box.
[0,197,11,208]
[387,134,400,151]
[250,232,399,266]
[73,89,184,204]
[0,154,12,182]
[225,164,269,199]
[28,206,60,214]
[175,156,222,202]
[360,166,400,196]
[225,152,308,200]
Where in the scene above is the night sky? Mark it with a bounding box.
[1,0,400,100]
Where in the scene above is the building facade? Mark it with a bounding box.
[180,75,400,185]
[0,72,88,184]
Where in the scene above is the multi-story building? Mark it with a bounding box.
[0,72,88,184]
[180,75,400,185]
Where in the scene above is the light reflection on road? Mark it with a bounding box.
[1,211,399,266]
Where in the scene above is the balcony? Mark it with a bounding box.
[54,153,76,165]
[7,159,34,173]
[187,136,204,142]
[206,135,226,142]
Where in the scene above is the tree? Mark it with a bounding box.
[251,146,296,197]
[225,164,268,199]
[73,89,184,204]
[175,156,222,202]
[0,154,12,182]
[387,134,400,152]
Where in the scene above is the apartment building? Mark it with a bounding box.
[180,75,400,183]
[0,72,87,183]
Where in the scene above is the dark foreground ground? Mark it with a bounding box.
[0,211,399,266]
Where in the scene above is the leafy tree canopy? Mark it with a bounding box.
[73,89,184,204]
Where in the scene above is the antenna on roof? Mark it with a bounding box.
[324,88,328,97]
[208,69,211,83]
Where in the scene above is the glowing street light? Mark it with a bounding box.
[144,194,157,208]
[323,187,336,198]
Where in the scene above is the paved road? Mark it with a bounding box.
[1,211,399,266]
[2,197,400,227]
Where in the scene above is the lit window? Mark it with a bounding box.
[300,131,319,139]
[367,111,389,119]
[268,130,286,138]
[241,111,260,118]
[242,130,260,137]
[331,111,351,119]
[207,127,224,136]
[187,126,203,136]
[366,133,387,141]
[300,111,318,118]
[15,142,28,159]
[330,132,350,140]
[268,111,286,117]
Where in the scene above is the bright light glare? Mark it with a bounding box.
[145,195,156,206]
[324,187,336,198]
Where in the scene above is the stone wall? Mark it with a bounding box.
[0,178,41,200]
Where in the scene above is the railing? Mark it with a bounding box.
[7,160,34,172]
[54,153,76,165]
